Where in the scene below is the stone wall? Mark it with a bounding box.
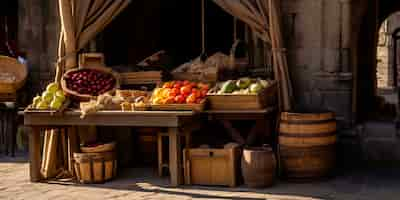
[282,0,353,127]
[18,0,60,100]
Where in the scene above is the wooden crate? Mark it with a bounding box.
[172,72,217,83]
[79,53,105,68]
[150,101,205,112]
[207,81,277,110]
[183,147,240,187]
[120,71,162,85]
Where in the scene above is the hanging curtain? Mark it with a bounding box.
[213,0,292,110]
[55,0,131,82]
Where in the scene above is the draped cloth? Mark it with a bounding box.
[55,0,131,82]
[213,0,293,110]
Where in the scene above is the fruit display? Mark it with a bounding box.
[31,82,67,110]
[211,77,273,95]
[151,81,209,105]
[63,68,117,96]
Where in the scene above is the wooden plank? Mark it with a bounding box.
[204,107,275,114]
[42,129,59,179]
[168,127,182,186]
[29,126,42,182]
[25,114,181,127]
[67,126,78,176]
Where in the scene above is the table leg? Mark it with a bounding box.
[168,127,182,186]
[221,120,245,145]
[29,126,42,182]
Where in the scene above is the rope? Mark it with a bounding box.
[271,48,287,52]
[201,0,206,55]
[233,17,237,42]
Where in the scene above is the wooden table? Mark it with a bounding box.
[205,108,276,146]
[24,110,196,186]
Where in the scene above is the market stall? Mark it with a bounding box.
[23,0,336,189]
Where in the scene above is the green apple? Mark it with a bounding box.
[55,90,66,102]
[36,101,49,110]
[42,91,54,103]
[50,99,63,110]
[250,83,263,94]
[46,82,59,93]
[32,95,41,106]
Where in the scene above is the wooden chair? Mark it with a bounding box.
[157,131,191,177]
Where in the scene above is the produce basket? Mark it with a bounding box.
[148,81,209,112]
[24,99,71,115]
[61,66,120,102]
[150,100,206,112]
[207,80,277,110]
[0,56,28,93]
[73,151,117,184]
[80,142,116,153]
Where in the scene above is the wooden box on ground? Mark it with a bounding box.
[183,147,240,187]
[207,81,277,110]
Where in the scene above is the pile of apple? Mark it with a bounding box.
[151,80,209,104]
[31,82,66,110]
[64,69,116,96]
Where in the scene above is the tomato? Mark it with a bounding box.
[198,83,209,90]
[174,95,185,104]
[171,88,180,95]
[200,89,208,97]
[186,94,197,104]
[191,89,201,98]
[162,82,173,89]
[173,81,182,88]
[180,85,192,94]
[168,89,178,98]
[190,82,197,88]
[175,80,183,85]
[165,97,175,104]
[183,80,190,86]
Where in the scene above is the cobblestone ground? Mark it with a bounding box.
[1,155,400,200]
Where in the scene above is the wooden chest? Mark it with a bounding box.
[183,147,240,187]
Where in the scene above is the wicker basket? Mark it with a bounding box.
[0,56,28,93]
[73,151,117,184]
[80,142,116,153]
[61,66,120,101]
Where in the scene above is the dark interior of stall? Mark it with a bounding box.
[94,1,265,168]
[0,1,18,57]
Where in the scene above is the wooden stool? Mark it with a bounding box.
[157,131,191,177]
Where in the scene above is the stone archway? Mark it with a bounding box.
[351,0,400,122]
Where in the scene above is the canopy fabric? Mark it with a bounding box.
[213,0,293,110]
[55,0,130,82]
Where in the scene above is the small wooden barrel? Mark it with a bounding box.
[241,146,276,187]
[279,111,336,180]
[73,151,117,184]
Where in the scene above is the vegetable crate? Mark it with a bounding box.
[183,147,240,187]
[207,81,277,110]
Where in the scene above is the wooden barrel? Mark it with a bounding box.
[279,111,336,180]
[73,151,117,184]
[241,146,276,187]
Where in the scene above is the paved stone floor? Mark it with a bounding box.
[1,155,400,200]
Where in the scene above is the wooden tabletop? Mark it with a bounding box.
[24,110,195,127]
[204,107,275,114]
